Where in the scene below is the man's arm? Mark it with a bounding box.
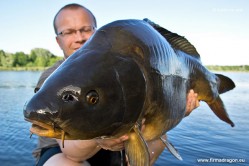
[56,139,101,162]
[44,139,100,166]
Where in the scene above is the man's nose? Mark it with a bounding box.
[75,31,87,42]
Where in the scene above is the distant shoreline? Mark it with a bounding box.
[205,65,249,72]
[0,65,248,72]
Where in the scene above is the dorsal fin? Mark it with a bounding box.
[144,18,200,60]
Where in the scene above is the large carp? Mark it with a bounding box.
[24,19,235,165]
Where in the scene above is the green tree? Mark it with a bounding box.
[0,48,62,69]
[0,52,15,67]
[30,48,53,67]
[14,52,28,66]
[29,50,37,65]
[47,56,63,66]
[0,50,5,66]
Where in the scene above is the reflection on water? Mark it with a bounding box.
[0,71,248,166]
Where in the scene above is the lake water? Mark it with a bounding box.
[0,71,248,166]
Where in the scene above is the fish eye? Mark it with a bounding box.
[86,90,99,105]
[62,93,78,102]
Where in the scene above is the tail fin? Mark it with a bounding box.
[208,96,235,127]
[216,74,235,94]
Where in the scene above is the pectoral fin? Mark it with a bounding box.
[160,136,182,160]
[125,124,150,166]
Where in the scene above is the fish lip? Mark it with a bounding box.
[25,118,62,138]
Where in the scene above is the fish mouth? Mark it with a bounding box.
[25,118,63,138]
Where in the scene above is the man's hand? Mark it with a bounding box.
[185,89,200,116]
[94,135,129,151]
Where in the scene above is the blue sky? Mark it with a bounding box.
[1,0,248,65]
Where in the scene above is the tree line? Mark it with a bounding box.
[0,48,62,68]
[0,48,248,71]
[206,65,249,72]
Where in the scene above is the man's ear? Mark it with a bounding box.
[56,36,63,50]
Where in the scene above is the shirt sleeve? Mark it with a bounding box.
[34,60,64,93]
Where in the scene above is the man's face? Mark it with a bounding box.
[55,8,96,58]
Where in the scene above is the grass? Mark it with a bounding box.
[0,66,48,71]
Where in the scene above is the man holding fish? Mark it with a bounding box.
[31,3,199,166]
